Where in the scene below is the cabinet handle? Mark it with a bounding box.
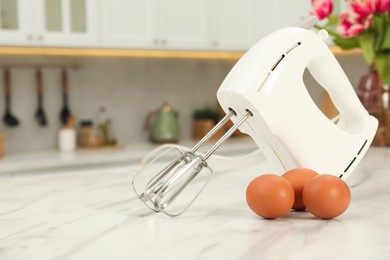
[153,39,159,45]
[213,40,219,47]
[27,34,33,41]
[161,39,167,46]
[37,35,44,41]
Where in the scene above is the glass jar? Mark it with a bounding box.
[78,120,104,148]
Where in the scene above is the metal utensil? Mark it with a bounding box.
[35,69,48,126]
[60,69,72,125]
[2,69,19,127]
[133,109,252,216]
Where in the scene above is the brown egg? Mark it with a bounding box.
[246,174,294,219]
[282,168,319,210]
[303,174,351,219]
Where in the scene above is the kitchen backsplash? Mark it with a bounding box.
[0,55,367,153]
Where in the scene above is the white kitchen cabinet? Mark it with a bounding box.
[0,0,314,50]
[0,0,98,47]
[209,0,255,50]
[209,0,312,51]
[269,1,312,30]
[0,0,32,45]
[209,0,313,50]
[252,1,313,42]
[34,0,98,47]
[156,0,209,50]
[100,0,209,50]
[99,0,312,51]
[99,0,156,48]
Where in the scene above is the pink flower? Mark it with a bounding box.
[380,0,390,12]
[338,10,373,38]
[310,0,334,20]
[373,0,390,13]
[352,0,390,14]
[350,0,372,16]
[368,0,382,12]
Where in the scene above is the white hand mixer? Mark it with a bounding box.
[132,16,378,217]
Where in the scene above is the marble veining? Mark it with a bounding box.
[0,148,390,260]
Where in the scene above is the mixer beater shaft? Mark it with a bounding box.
[133,109,253,216]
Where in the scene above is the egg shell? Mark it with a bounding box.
[282,168,319,210]
[246,174,294,219]
[303,174,351,219]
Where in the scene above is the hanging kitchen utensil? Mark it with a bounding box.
[35,69,48,126]
[60,69,72,125]
[2,69,20,127]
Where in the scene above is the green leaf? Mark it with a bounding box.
[358,34,375,64]
[381,22,390,50]
[373,15,385,52]
[375,53,390,86]
[318,26,360,50]
[326,16,339,28]
[333,36,360,50]
[326,30,340,38]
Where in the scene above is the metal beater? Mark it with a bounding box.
[132,109,252,216]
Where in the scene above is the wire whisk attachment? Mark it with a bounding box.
[133,109,252,216]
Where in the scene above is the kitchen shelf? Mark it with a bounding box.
[0,46,361,60]
[0,46,244,60]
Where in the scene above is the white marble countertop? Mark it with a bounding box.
[0,138,257,175]
[0,146,390,260]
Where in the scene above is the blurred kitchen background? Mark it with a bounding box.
[0,0,367,155]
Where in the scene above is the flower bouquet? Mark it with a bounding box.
[311,0,390,84]
[311,0,390,145]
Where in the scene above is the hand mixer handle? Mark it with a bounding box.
[307,50,366,133]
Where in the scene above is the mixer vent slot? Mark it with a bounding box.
[257,42,301,92]
[271,54,285,71]
[357,140,367,155]
[257,72,271,92]
[344,157,356,173]
[286,42,301,54]
[342,139,368,175]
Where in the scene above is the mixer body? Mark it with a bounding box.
[217,27,378,180]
